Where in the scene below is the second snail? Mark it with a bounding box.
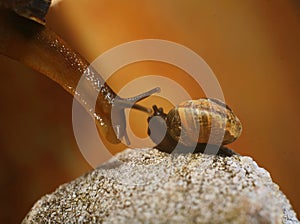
[147,98,242,154]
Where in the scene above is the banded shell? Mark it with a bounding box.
[165,98,242,146]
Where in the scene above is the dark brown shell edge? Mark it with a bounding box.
[155,134,238,157]
[0,0,51,24]
[14,0,51,24]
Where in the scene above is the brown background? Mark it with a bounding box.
[0,0,299,223]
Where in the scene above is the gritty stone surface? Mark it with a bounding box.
[22,148,299,224]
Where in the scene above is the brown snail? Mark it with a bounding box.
[0,0,159,146]
[147,98,242,155]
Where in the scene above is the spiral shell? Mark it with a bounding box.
[166,98,242,146]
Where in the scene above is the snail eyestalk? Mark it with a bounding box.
[0,5,160,146]
[126,87,161,103]
[151,105,167,118]
[111,87,161,145]
[113,87,161,114]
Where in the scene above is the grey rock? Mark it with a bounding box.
[22,148,299,224]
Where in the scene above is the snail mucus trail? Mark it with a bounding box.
[0,2,160,146]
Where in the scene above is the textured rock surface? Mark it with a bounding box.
[23,148,299,224]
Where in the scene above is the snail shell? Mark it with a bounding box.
[167,98,242,146]
[0,0,51,24]
[148,98,242,150]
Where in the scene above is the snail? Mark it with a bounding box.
[0,0,242,156]
[147,98,242,155]
[0,0,160,146]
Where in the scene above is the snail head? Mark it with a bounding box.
[111,87,161,145]
[147,105,168,145]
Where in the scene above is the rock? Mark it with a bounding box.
[22,148,299,224]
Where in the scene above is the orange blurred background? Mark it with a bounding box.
[0,0,300,223]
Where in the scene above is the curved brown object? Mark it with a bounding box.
[168,98,242,146]
[0,7,159,145]
[0,0,51,24]
[148,99,242,155]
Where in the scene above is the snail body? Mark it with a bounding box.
[0,4,159,146]
[148,98,242,154]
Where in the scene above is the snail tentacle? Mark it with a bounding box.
[113,87,161,113]
[111,88,161,144]
[0,6,159,146]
